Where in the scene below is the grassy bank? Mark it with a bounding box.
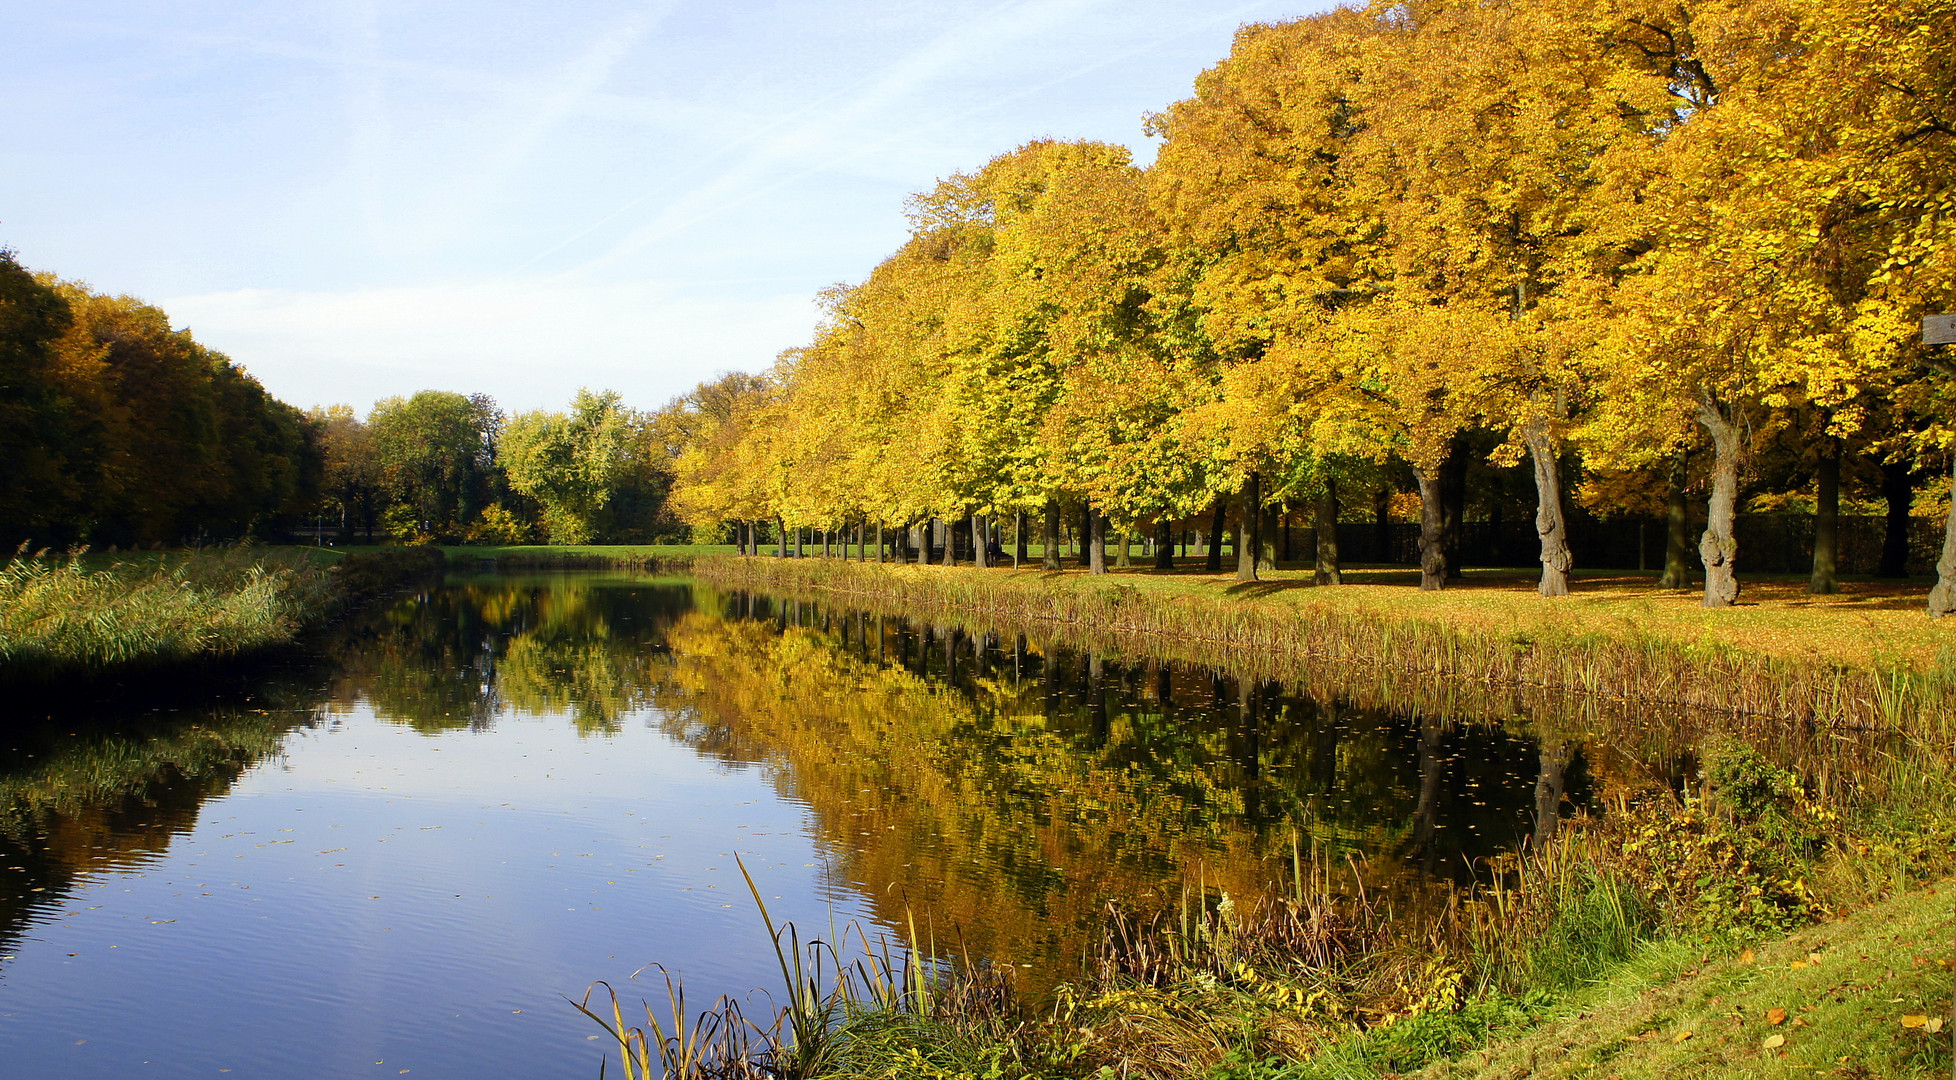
[0,545,442,685]
[689,556,1956,734]
[586,738,1952,1080]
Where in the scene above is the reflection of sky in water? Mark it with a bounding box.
[0,702,875,1079]
[0,576,1568,1078]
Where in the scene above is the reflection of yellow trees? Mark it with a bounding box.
[649,607,1522,985]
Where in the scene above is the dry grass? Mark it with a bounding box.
[689,556,1956,735]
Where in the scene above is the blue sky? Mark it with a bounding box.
[1,1,1326,414]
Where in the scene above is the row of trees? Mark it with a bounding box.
[0,249,686,548]
[311,387,681,545]
[665,0,1956,611]
[1,250,317,548]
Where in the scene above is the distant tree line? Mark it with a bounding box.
[1,250,689,549]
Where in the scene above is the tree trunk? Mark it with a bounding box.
[1089,511,1108,575]
[1236,473,1260,582]
[1155,520,1174,570]
[1204,501,1226,573]
[1281,508,1293,563]
[1928,457,1956,616]
[1015,510,1027,567]
[1879,459,1914,577]
[1441,436,1467,581]
[875,521,885,563]
[1115,528,1131,569]
[1696,398,1742,608]
[971,513,988,568]
[1659,463,1691,589]
[1415,464,1447,590]
[1041,499,1061,570]
[914,521,929,565]
[1524,417,1573,598]
[1809,438,1839,594]
[1078,506,1094,568]
[777,516,788,558]
[939,517,955,566]
[1314,481,1342,586]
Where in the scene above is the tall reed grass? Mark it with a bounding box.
[690,556,1956,737]
[0,545,437,683]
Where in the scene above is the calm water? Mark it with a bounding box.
[0,573,1585,1078]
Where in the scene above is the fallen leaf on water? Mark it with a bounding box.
[1672,1031,1693,1044]
[1767,1008,1788,1025]
[1763,1034,1786,1050]
[1902,1015,1929,1029]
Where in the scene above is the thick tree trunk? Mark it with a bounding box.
[1205,501,1226,573]
[1089,511,1108,575]
[1041,500,1061,570]
[1014,510,1027,567]
[939,517,955,566]
[1155,520,1174,570]
[1415,465,1447,590]
[1524,418,1573,598]
[1879,460,1915,578]
[914,521,929,565]
[777,516,788,558]
[1078,506,1094,568]
[971,513,988,568]
[1115,528,1131,569]
[875,521,884,563]
[1314,481,1342,586]
[1696,399,1742,608]
[1810,439,1839,594]
[1659,464,1691,589]
[1928,458,1956,616]
[1236,473,1260,582]
[1441,437,1467,581]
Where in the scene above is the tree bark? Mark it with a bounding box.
[914,521,929,565]
[971,513,988,568]
[1089,510,1108,575]
[1879,459,1915,578]
[1236,473,1260,582]
[1281,508,1293,563]
[777,516,788,558]
[1659,462,1691,589]
[1441,437,1467,581]
[1524,417,1573,598]
[939,517,955,566]
[1415,464,1447,590]
[875,521,884,563]
[1696,398,1742,608]
[1155,520,1174,570]
[1314,481,1342,586]
[1014,510,1027,567]
[1928,457,1956,616]
[1041,499,1061,570]
[1115,528,1131,569]
[1078,506,1094,569]
[1809,438,1839,594]
[1205,501,1226,573]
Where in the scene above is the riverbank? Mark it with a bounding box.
[0,545,442,686]
[689,555,1956,734]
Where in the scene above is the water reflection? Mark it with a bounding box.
[0,572,1609,1075]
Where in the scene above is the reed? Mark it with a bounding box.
[690,556,1956,737]
[0,545,440,684]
